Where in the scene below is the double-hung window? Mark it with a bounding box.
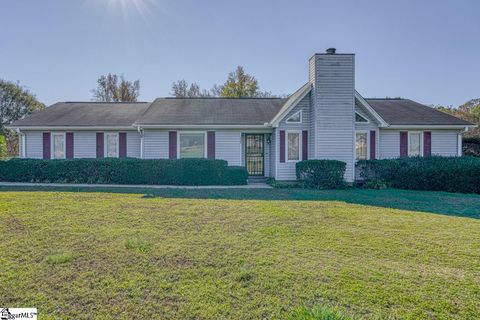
[355,132,368,160]
[408,132,422,156]
[179,132,205,158]
[105,132,119,158]
[52,133,65,159]
[286,131,300,161]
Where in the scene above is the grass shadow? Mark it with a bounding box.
[0,186,479,219]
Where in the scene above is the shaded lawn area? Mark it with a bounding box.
[0,189,479,319]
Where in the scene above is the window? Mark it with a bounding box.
[355,112,369,123]
[287,131,300,161]
[408,132,422,156]
[355,132,368,160]
[105,133,119,158]
[286,111,302,123]
[52,133,65,159]
[179,132,205,158]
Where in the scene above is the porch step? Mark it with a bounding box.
[248,176,267,184]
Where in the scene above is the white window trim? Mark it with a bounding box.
[286,130,302,163]
[104,132,119,158]
[51,132,66,159]
[408,131,423,157]
[177,131,207,159]
[285,110,302,124]
[355,130,369,161]
[355,112,370,123]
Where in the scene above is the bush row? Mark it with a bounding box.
[463,137,480,157]
[357,156,480,194]
[0,158,248,186]
[296,160,346,189]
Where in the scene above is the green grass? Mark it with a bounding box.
[0,188,479,319]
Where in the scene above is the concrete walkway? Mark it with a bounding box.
[0,181,272,189]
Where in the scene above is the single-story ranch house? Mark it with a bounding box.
[8,48,474,182]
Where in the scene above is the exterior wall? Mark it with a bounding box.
[354,101,380,159]
[24,131,43,158]
[73,132,96,158]
[263,134,270,177]
[215,131,242,166]
[379,129,461,159]
[127,131,141,158]
[143,130,169,159]
[275,95,311,180]
[269,130,276,178]
[309,53,356,182]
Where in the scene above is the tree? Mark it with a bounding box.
[91,73,140,102]
[0,80,45,156]
[171,79,211,98]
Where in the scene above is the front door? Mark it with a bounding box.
[245,134,264,176]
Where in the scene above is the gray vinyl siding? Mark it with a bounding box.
[73,132,96,158]
[263,134,270,177]
[276,95,311,180]
[126,131,141,158]
[431,130,461,156]
[215,131,242,166]
[354,101,380,159]
[24,131,43,158]
[143,130,169,159]
[310,54,355,182]
[269,130,276,178]
[379,130,401,159]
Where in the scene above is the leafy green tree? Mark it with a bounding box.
[91,73,140,102]
[0,80,45,157]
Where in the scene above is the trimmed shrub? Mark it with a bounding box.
[296,160,346,189]
[0,158,248,186]
[463,137,480,157]
[357,156,480,194]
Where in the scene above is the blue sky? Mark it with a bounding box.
[1,0,478,106]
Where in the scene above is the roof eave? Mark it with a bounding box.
[355,91,389,127]
[384,124,476,129]
[133,124,273,130]
[270,83,312,127]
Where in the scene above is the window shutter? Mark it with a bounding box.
[370,130,376,160]
[207,131,215,159]
[96,132,104,158]
[43,132,51,159]
[119,132,127,158]
[302,130,308,160]
[66,132,74,159]
[423,131,431,157]
[169,131,177,159]
[279,130,285,163]
[400,131,408,158]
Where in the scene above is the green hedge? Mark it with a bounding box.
[357,156,480,194]
[296,160,346,189]
[0,158,248,186]
[463,137,480,157]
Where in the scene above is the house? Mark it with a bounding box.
[8,48,474,182]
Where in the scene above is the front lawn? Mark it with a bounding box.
[1,188,479,319]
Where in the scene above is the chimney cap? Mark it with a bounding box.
[326,48,336,54]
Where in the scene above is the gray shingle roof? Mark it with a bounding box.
[10,102,151,127]
[365,99,473,126]
[135,98,287,126]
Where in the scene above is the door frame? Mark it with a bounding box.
[244,133,265,176]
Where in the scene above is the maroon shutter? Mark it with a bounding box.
[169,131,177,159]
[302,130,308,160]
[96,132,104,158]
[423,131,431,157]
[66,132,74,159]
[119,132,127,158]
[43,132,51,159]
[279,130,285,163]
[400,131,408,158]
[370,130,376,160]
[207,131,215,159]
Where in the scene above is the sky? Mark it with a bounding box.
[0,0,479,107]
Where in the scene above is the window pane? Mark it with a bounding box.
[409,133,421,156]
[180,133,205,158]
[287,132,300,161]
[53,134,65,159]
[286,111,301,123]
[106,134,118,157]
[355,113,368,123]
[356,132,367,160]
